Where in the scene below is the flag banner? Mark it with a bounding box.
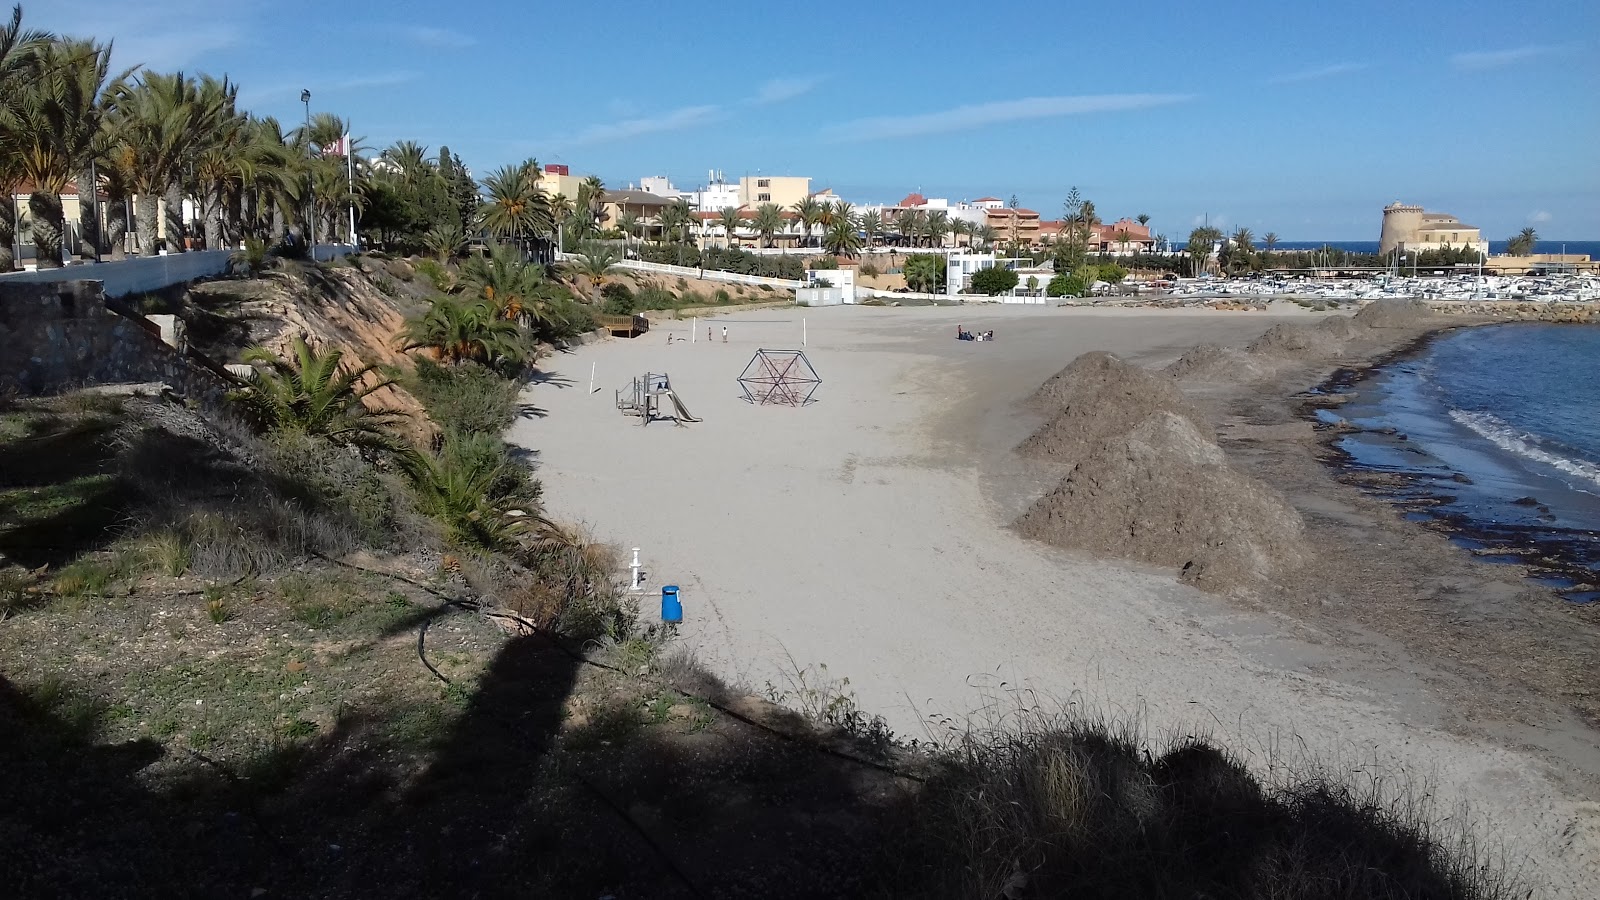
[322,135,350,157]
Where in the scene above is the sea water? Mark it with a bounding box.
[1334,323,1600,601]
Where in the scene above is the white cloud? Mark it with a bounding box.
[1268,62,1368,84]
[556,105,723,147]
[753,77,820,105]
[393,26,475,49]
[825,94,1192,142]
[32,0,258,69]
[1530,210,1553,224]
[1451,45,1557,71]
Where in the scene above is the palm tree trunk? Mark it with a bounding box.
[0,193,15,272]
[77,169,100,261]
[164,183,185,251]
[204,184,223,250]
[135,192,159,256]
[28,192,65,269]
[105,195,128,260]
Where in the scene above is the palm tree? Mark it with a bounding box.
[422,221,466,262]
[657,196,694,245]
[893,209,919,247]
[822,214,862,258]
[751,202,784,249]
[0,4,52,271]
[397,430,543,551]
[228,335,402,447]
[792,195,822,247]
[924,209,951,249]
[456,242,554,327]
[1231,227,1254,253]
[1263,232,1279,253]
[189,74,253,251]
[1186,226,1222,276]
[479,159,550,251]
[616,209,639,251]
[1136,213,1150,228]
[974,224,996,250]
[381,139,431,185]
[1507,227,1537,256]
[107,71,201,255]
[402,296,526,368]
[860,210,884,248]
[717,206,745,248]
[568,242,619,295]
[10,38,126,267]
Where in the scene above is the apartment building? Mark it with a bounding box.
[739,175,810,208]
[534,164,586,201]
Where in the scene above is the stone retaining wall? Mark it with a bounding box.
[1425,300,1600,323]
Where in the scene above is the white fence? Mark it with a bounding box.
[0,244,356,297]
[606,258,803,290]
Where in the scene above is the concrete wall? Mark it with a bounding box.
[0,245,355,297]
[0,280,234,407]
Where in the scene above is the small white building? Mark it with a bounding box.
[800,267,857,305]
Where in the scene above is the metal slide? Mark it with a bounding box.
[661,391,702,423]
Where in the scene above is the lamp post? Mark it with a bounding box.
[301,89,315,253]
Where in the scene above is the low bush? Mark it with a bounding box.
[412,258,454,293]
[971,266,1019,296]
[600,282,635,315]
[882,712,1517,898]
[399,430,542,551]
[410,359,520,435]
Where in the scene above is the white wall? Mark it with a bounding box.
[0,245,356,297]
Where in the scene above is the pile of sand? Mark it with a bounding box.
[1016,413,1307,592]
[1164,343,1264,382]
[1314,315,1363,342]
[1243,323,1346,359]
[1019,353,1207,462]
[1352,297,1434,329]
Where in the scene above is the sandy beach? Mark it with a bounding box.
[510,303,1600,896]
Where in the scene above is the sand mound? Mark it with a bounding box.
[1244,323,1346,358]
[1016,412,1306,592]
[1164,343,1264,382]
[1314,315,1362,342]
[1353,297,1433,329]
[1019,353,1207,462]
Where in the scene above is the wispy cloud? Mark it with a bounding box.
[753,77,820,105]
[556,105,723,147]
[393,26,476,49]
[35,0,254,69]
[1268,62,1368,84]
[1530,210,1553,224]
[824,94,1192,142]
[1451,45,1557,71]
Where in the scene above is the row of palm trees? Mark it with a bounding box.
[0,5,587,271]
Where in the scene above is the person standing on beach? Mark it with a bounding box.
[721,325,728,343]
[707,327,712,343]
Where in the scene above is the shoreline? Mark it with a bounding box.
[1307,322,1600,602]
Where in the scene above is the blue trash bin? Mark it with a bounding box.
[661,585,682,623]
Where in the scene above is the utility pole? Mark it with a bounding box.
[301,89,316,254]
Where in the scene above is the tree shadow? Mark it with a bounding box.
[524,370,575,389]
[514,401,549,420]
[0,630,901,898]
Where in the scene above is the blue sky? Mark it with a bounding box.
[38,0,1600,240]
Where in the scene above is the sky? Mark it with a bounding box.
[35,0,1600,241]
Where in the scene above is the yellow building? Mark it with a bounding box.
[739,175,810,209]
[1379,201,1488,256]
[534,164,586,203]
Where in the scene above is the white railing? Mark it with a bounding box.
[606,258,803,289]
[1,244,356,297]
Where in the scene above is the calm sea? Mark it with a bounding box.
[1273,240,1600,257]
[1334,324,1600,602]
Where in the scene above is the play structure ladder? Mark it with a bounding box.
[617,373,699,426]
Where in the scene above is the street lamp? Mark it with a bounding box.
[301,89,315,252]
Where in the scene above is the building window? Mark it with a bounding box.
[757,193,770,202]
[757,179,770,187]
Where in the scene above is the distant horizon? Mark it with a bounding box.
[33,0,1598,240]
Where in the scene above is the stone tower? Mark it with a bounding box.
[1379,201,1423,256]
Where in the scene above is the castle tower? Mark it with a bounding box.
[1379,201,1423,256]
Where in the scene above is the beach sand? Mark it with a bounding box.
[510,303,1600,896]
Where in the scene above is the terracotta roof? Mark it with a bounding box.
[8,180,102,198]
[897,192,926,207]
[972,196,1001,202]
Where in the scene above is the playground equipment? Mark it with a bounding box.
[616,372,701,426]
[737,349,822,406]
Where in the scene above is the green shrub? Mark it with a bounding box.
[809,256,839,270]
[410,359,520,435]
[713,289,731,305]
[1048,273,1090,298]
[970,266,1019,296]
[859,260,881,277]
[634,285,677,310]
[600,282,636,315]
[399,430,542,551]
[412,258,454,293]
[1097,262,1129,284]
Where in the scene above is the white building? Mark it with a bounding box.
[639,175,679,197]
